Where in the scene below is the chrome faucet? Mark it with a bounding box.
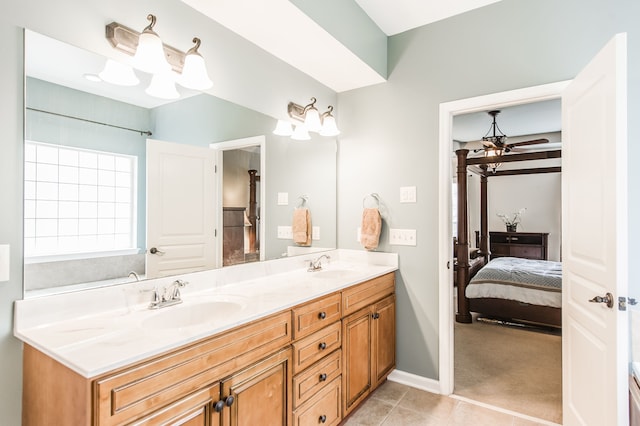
[128,271,140,281]
[308,254,331,272]
[149,279,189,309]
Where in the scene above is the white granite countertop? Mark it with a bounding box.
[14,249,397,378]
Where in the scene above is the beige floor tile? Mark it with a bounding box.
[369,380,410,405]
[342,397,394,426]
[446,401,515,426]
[397,387,458,422]
[381,405,444,426]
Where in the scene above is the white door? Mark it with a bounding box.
[146,139,217,278]
[562,33,628,425]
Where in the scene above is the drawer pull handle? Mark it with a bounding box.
[372,313,380,319]
[224,395,235,407]
[214,400,225,413]
[319,373,327,382]
[318,311,327,319]
[319,414,327,423]
[319,342,327,350]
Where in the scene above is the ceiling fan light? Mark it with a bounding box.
[273,119,294,136]
[99,59,140,86]
[291,124,311,141]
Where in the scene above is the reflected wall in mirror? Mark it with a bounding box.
[23,30,337,297]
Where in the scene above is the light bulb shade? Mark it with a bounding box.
[99,59,140,86]
[319,115,340,136]
[291,125,311,141]
[273,119,294,136]
[145,72,179,99]
[133,30,171,74]
[304,108,322,132]
[178,50,212,90]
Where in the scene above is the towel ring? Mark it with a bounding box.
[363,193,380,208]
[297,195,309,208]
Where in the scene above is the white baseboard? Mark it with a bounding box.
[387,369,442,394]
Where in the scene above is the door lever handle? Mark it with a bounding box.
[589,292,614,308]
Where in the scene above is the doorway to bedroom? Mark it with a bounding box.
[445,88,565,423]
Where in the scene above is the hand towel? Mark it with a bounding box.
[292,208,312,246]
[360,208,381,250]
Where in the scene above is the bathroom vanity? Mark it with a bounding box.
[15,250,397,425]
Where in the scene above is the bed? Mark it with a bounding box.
[466,257,562,327]
[454,147,562,327]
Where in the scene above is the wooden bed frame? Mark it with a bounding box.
[454,148,562,328]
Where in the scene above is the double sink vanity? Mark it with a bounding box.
[14,249,398,425]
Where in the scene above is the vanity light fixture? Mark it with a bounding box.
[105,14,213,98]
[98,59,140,86]
[273,97,340,139]
[132,14,171,74]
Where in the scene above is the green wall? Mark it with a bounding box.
[337,0,640,379]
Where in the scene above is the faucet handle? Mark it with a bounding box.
[175,279,189,287]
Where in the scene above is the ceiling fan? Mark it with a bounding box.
[469,110,549,154]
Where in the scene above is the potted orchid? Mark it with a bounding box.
[497,208,526,232]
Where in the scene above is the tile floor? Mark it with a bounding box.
[342,381,559,426]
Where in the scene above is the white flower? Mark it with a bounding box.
[497,208,526,226]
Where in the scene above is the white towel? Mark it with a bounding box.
[292,208,311,246]
[360,208,381,250]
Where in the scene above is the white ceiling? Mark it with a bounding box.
[355,0,504,36]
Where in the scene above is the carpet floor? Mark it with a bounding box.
[454,317,562,424]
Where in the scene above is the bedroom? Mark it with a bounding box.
[451,100,563,422]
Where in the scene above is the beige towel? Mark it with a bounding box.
[292,208,312,246]
[360,208,381,250]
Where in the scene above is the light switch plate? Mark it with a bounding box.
[0,244,9,282]
[312,226,320,240]
[277,192,289,205]
[400,186,417,203]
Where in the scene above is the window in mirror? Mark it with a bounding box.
[24,140,137,259]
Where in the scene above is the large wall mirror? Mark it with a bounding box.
[23,30,337,297]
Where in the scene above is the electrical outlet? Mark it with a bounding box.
[277,226,292,239]
[389,228,417,246]
[400,186,417,203]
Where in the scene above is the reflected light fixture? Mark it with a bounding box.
[484,147,504,173]
[132,14,171,74]
[98,59,140,86]
[291,124,311,141]
[105,14,213,99]
[273,97,340,140]
[481,110,507,172]
[178,37,213,90]
[145,72,179,99]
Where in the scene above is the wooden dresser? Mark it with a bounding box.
[489,231,548,260]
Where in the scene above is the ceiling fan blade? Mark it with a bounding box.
[507,138,549,147]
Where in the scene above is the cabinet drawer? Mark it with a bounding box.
[293,377,342,426]
[293,349,341,408]
[95,311,291,425]
[510,245,543,259]
[293,293,341,339]
[293,321,341,374]
[342,273,395,316]
[128,385,220,426]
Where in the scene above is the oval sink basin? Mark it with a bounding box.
[141,300,245,329]
[311,269,356,280]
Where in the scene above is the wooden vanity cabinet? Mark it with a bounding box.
[22,272,396,426]
[341,273,396,417]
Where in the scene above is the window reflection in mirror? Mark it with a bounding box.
[23,30,336,297]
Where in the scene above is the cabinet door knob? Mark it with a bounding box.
[372,313,380,319]
[318,342,327,350]
[213,400,225,413]
[319,373,327,382]
[224,395,235,407]
[318,311,327,319]
[319,414,327,423]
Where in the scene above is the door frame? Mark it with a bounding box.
[210,135,266,268]
[437,81,570,395]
